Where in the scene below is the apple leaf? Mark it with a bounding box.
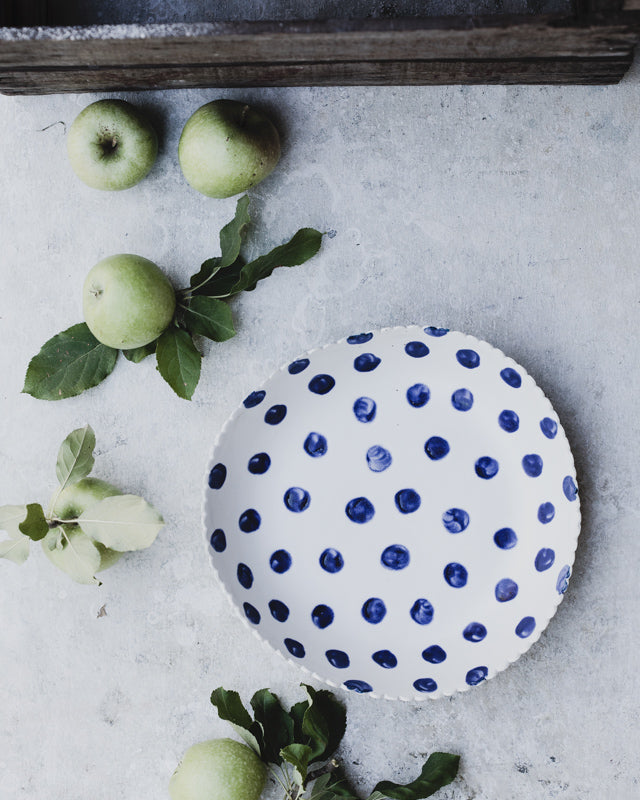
[55,424,96,490]
[77,494,164,552]
[23,323,119,400]
[155,327,202,400]
[281,743,313,787]
[211,687,264,757]
[18,503,49,541]
[41,525,101,585]
[180,296,236,342]
[301,685,347,763]
[0,505,29,538]
[0,507,31,565]
[123,342,156,363]
[0,534,31,565]
[366,753,461,800]
[250,688,294,765]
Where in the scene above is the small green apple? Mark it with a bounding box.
[83,254,176,349]
[178,99,281,198]
[169,738,267,800]
[67,99,158,191]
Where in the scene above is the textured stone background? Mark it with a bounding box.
[1,57,639,799]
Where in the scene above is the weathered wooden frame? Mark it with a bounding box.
[1,1,639,93]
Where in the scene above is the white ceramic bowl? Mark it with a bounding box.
[203,326,580,700]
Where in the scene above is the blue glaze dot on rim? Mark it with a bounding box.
[284,487,311,513]
[410,598,434,625]
[284,638,306,658]
[312,604,335,629]
[535,548,556,572]
[500,367,522,388]
[444,562,468,588]
[498,410,520,433]
[366,445,392,472]
[540,417,558,439]
[288,358,310,375]
[556,565,571,594]
[346,332,373,344]
[475,456,499,479]
[354,353,381,372]
[394,488,421,514]
[239,509,261,533]
[405,340,430,358]
[210,528,226,553]
[243,389,265,408]
[463,622,487,642]
[319,548,344,573]
[269,599,290,622]
[456,348,480,369]
[515,616,536,638]
[563,475,578,501]
[248,452,271,474]
[304,432,328,457]
[522,454,543,477]
[422,645,447,664]
[442,507,470,533]
[466,666,489,686]
[308,374,336,395]
[345,497,375,523]
[269,549,292,573]
[344,679,373,693]
[243,602,260,624]
[353,396,377,422]
[406,383,430,408]
[495,578,519,602]
[381,544,410,570]
[424,326,449,337]
[538,502,556,524]
[425,436,450,460]
[372,649,398,668]
[451,387,474,411]
[264,404,287,425]
[326,649,350,668]
[237,563,254,589]
[208,463,227,489]
[362,597,386,623]
[413,677,438,693]
[494,527,518,549]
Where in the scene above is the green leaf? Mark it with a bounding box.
[0,505,29,538]
[0,535,30,565]
[181,296,236,342]
[211,687,264,757]
[311,768,359,800]
[123,342,156,363]
[77,494,164,552]
[155,327,201,400]
[367,753,460,800]
[288,700,309,742]
[18,503,49,541]
[23,323,119,400]
[55,424,96,489]
[281,743,313,787]
[302,685,347,763]
[41,525,101,585]
[189,257,222,292]
[250,688,294,765]
[0,508,31,565]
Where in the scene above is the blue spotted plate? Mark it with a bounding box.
[203,326,581,700]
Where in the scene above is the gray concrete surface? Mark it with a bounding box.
[1,59,639,799]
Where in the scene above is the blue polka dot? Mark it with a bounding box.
[442,508,469,533]
[538,502,555,524]
[463,622,487,642]
[410,598,434,625]
[344,680,373,693]
[243,602,260,624]
[456,349,480,369]
[522,454,543,477]
[309,374,335,395]
[248,452,271,474]
[284,487,311,513]
[353,396,377,422]
[239,509,261,533]
[362,598,386,623]
[237,563,253,589]
[413,678,438,693]
[406,383,430,408]
[210,529,226,552]
[500,367,521,388]
[444,562,468,588]
[424,326,449,337]
[381,545,410,570]
[494,527,517,549]
[498,410,520,433]
[466,666,488,686]
[284,638,305,658]
[563,475,578,501]
[304,432,328,457]
[540,417,558,439]
[535,548,555,572]
[425,436,450,460]
[495,578,518,602]
[243,390,265,408]
[451,388,473,411]
[269,600,289,622]
[395,489,421,514]
[347,332,373,344]
[288,358,309,375]
[405,341,429,358]
[372,649,397,668]
[367,445,392,472]
[345,497,375,523]
[556,565,571,594]
[270,549,292,573]
[319,548,344,573]
[208,463,227,489]
[312,604,334,629]
[515,616,536,638]
[475,456,499,479]
[354,353,381,372]
[326,649,350,668]
[422,645,447,664]
[264,404,287,425]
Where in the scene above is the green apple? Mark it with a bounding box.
[83,254,176,349]
[67,99,158,191]
[178,99,281,198]
[169,739,266,800]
